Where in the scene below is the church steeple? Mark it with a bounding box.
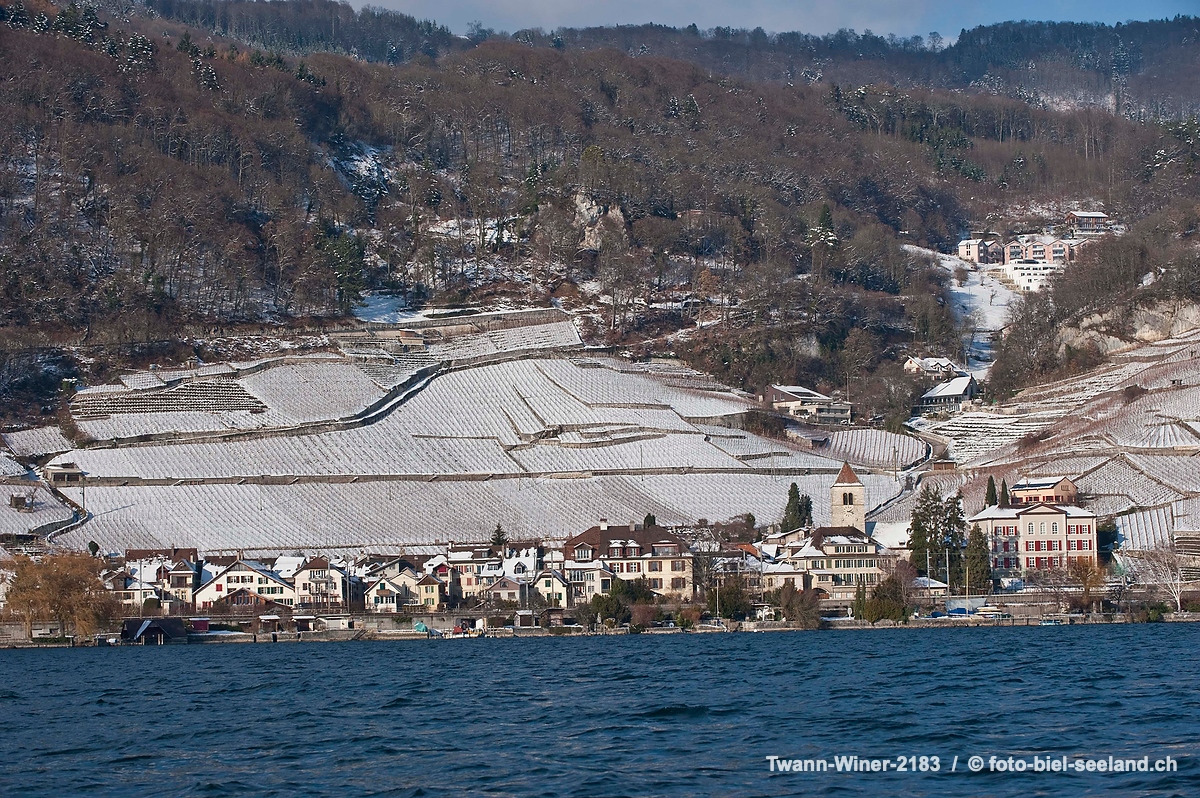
[831,462,866,532]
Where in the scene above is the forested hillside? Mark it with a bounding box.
[1,0,1199,421]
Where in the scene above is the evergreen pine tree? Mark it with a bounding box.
[907,485,942,577]
[853,582,867,619]
[1000,479,1010,508]
[943,492,968,588]
[490,523,508,549]
[782,483,802,532]
[798,494,813,527]
[986,475,998,507]
[643,513,656,529]
[964,524,992,594]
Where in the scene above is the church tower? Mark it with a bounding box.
[831,462,866,532]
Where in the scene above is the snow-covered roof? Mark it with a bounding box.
[1068,211,1109,218]
[922,376,974,400]
[1011,477,1073,491]
[772,385,833,402]
[968,504,1096,522]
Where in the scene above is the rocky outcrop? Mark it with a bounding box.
[1057,300,1200,357]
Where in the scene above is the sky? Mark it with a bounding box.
[365,0,1197,39]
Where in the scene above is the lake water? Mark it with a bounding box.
[1,625,1196,797]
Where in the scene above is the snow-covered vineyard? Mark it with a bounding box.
[893,328,1200,553]
[1,312,923,553]
[914,328,1200,467]
[50,472,905,554]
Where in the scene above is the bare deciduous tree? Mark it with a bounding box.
[1129,543,1190,613]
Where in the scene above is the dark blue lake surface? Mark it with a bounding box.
[1,625,1196,797]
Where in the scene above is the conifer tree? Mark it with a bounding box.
[782,483,802,532]
[1000,479,1010,508]
[986,475,998,507]
[964,524,992,594]
[943,492,968,587]
[798,494,813,527]
[907,485,941,576]
[853,582,867,619]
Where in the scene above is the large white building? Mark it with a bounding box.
[968,503,1099,578]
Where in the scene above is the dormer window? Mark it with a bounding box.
[576,546,593,562]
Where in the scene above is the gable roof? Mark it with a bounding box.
[834,462,861,486]
[922,375,974,400]
[564,524,689,558]
[1011,477,1075,492]
[195,558,291,593]
[771,385,833,402]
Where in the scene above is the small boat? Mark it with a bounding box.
[1039,618,1063,626]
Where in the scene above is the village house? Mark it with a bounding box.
[968,503,1098,578]
[560,558,615,605]
[193,559,297,610]
[102,568,167,612]
[447,544,503,601]
[533,570,572,607]
[903,356,966,379]
[292,556,355,610]
[561,522,695,600]
[761,528,897,602]
[762,385,851,424]
[480,575,528,606]
[1005,259,1062,292]
[1064,210,1110,235]
[415,573,448,609]
[920,375,977,412]
[364,573,422,613]
[1009,477,1078,506]
[1003,235,1083,265]
[956,238,1003,264]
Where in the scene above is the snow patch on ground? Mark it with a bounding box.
[353,293,431,324]
[905,245,1018,380]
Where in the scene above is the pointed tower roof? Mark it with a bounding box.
[833,461,862,486]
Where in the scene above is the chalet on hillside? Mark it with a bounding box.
[1009,477,1078,506]
[762,385,851,424]
[919,376,977,412]
[1065,210,1109,234]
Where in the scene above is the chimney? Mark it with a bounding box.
[630,522,636,531]
[599,518,608,531]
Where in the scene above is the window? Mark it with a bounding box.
[1028,523,1034,534]
[649,561,663,572]
[1051,522,1059,533]
[628,563,642,573]
[544,580,552,588]
[1039,522,1046,533]
[648,579,663,589]
[843,492,854,506]
[671,578,687,589]
[671,561,686,572]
